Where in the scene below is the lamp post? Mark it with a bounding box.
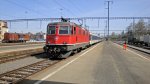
[105,1,113,40]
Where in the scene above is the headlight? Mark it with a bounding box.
[48,41,50,44]
[63,42,67,44]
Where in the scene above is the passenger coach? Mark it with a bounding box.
[44,22,90,58]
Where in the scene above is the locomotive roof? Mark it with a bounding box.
[48,22,88,31]
[48,22,79,26]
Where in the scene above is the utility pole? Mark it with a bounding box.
[9,21,11,29]
[104,20,107,38]
[105,1,113,40]
[25,11,28,29]
[98,19,100,29]
[84,19,86,28]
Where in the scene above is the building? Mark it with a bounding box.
[0,20,8,41]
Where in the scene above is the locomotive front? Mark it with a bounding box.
[44,22,75,58]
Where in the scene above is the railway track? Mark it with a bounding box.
[0,50,44,64]
[129,44,150,50]
[0,42,45,46]
[0,59,60,84]
[0,43,100,84]
[114,41,150,50]
[0,48,72,84]
[114,41,150,54]
[0,49,44,64]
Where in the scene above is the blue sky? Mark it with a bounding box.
[0,0,150,35]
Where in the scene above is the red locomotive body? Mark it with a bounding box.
[44,22,90,58]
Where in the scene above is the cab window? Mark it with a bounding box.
[47,26,55,34]
[59,26,72,34]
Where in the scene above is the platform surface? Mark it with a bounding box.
[0,44,44,53]
[19,41,150,84]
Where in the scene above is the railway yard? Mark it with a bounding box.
[0,41,149,84]
[0,21,149,84]
[0,0,150,84]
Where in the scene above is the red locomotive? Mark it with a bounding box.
[44,18,101,58]
[2,33,30,43]
[44,21,91,58]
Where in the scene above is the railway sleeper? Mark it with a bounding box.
[21,69,36,73]
[37,65,49,67]
[9,74,26,78]
[0,76,19,83]
[17,71,32,75]
[35,65,46,68]
[31,67,43,70]
[2,76,20,80]
[37,63,49,66]
[0,79,11,84]
[29,67,42,70]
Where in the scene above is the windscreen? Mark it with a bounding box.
[47,26,55,34]
[59,26,72,34]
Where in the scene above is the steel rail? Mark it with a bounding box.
[0,50,43,64]
[0,59,60,84]
[0,41,101,84]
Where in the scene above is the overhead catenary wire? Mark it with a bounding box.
[3,17,150,22]
[33,0,53,13]
[4,0,47,17]
[67,0,84,14]
[0,13,23,19]
[52,0,78,17]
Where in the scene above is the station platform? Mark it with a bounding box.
[114,41,150,54]
[0,44,44,54]
[19,41,150,84]
[127,45,150,54]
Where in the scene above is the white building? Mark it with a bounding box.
[0,20,8,41]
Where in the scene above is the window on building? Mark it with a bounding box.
[4,22,7,27]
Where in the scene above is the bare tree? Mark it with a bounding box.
[134,19,146,36]
[146,20,150,34]
[126,23,133,36]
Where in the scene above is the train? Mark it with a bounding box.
[43,21,101,58]
[128,34,150,47]
[2,33,30,43]
[90,33,101,45]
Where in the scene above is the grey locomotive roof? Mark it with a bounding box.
[48,22,86,29]
[48,22,88,31]
[48,22,78,26]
